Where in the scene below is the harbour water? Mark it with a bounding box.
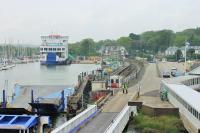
[0,62,100,99]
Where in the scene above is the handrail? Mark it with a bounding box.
[51,105,97,133]
[104,105,137,133]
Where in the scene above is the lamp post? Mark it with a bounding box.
[185,41,190,75]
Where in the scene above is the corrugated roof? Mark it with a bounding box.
[165,47,178,51]
[163,75,199,84]
[189,66,200,75]
[166,83,200,113]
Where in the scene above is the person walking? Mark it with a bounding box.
[125,82,128,94]
[122,82,125,94]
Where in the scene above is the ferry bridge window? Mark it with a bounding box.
[62,48,65,51]
[49,48,52,51]
[44,48,47,51]
[40,48,43,51]
[56,52,61,57]
[57,48,61,51]
[53,48,56,51]
[61,53,65,58]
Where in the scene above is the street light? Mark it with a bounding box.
[185,41,190,75]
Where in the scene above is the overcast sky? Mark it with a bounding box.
[0,0,200,45]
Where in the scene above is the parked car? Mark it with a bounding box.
[162,71,170,78]
[171,67,177,77]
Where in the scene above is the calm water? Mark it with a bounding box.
[0,62,100,96]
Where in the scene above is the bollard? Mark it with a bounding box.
[61,90,65,112]
[2,90,6,108]
[31,90,35,112]
[31,90,34,103]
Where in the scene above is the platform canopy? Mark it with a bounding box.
[0,115,38,130]
[189,66,200,75]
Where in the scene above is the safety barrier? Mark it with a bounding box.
[104,105,137,133]
[156,62,162,78]
[51,105,97,133]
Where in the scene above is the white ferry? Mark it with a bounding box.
[40,35,71,65]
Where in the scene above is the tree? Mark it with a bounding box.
[175,49,182,61]
[116,37,133,50]
[68,42,81,56]
[187,48,195,59]
[129,33,140,40]
[80,38,97,56]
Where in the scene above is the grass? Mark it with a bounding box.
[133,113,186,133]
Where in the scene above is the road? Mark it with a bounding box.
[158,62,185,73]
[129,63,161,95]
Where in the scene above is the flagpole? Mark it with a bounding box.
[185,41,190,75]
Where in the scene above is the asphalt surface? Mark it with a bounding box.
[158,62,185,74]
[128,63,161,95]
[78,112,118,133]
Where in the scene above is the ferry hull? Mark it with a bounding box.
[40,60,69,65]
[40,60,71,65]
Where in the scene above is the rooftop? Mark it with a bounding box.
[163,75,199,84]
[165,83,200,113]
[189,66,200,75]
[0,115,38,130]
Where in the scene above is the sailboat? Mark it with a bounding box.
[1,42,16,70]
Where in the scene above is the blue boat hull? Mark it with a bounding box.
[40,60,68,65]
[41,52,71,65]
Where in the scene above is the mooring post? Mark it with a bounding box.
[2,90,6,108]
[31,90,35,112]
[31,90,34,104]
[61,90,65,112]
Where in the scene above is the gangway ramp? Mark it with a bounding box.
[11,85,72,109]
[104,105,137,133]
[78,91,138,133]
[78,112,118,133]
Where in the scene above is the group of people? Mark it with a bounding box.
[122,81,141,95]
[122,82,128,94]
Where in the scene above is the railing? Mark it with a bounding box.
[104,105,137,133]
[156,62,162,78]
[51,105,97,133]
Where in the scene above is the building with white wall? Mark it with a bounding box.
[165,47,179,56]
[165,46,200,57]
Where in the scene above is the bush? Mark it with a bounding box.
[134,113,186,133]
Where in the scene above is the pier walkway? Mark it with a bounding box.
[78,91,138,133]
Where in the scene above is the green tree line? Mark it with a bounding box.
[69,27,200,57]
